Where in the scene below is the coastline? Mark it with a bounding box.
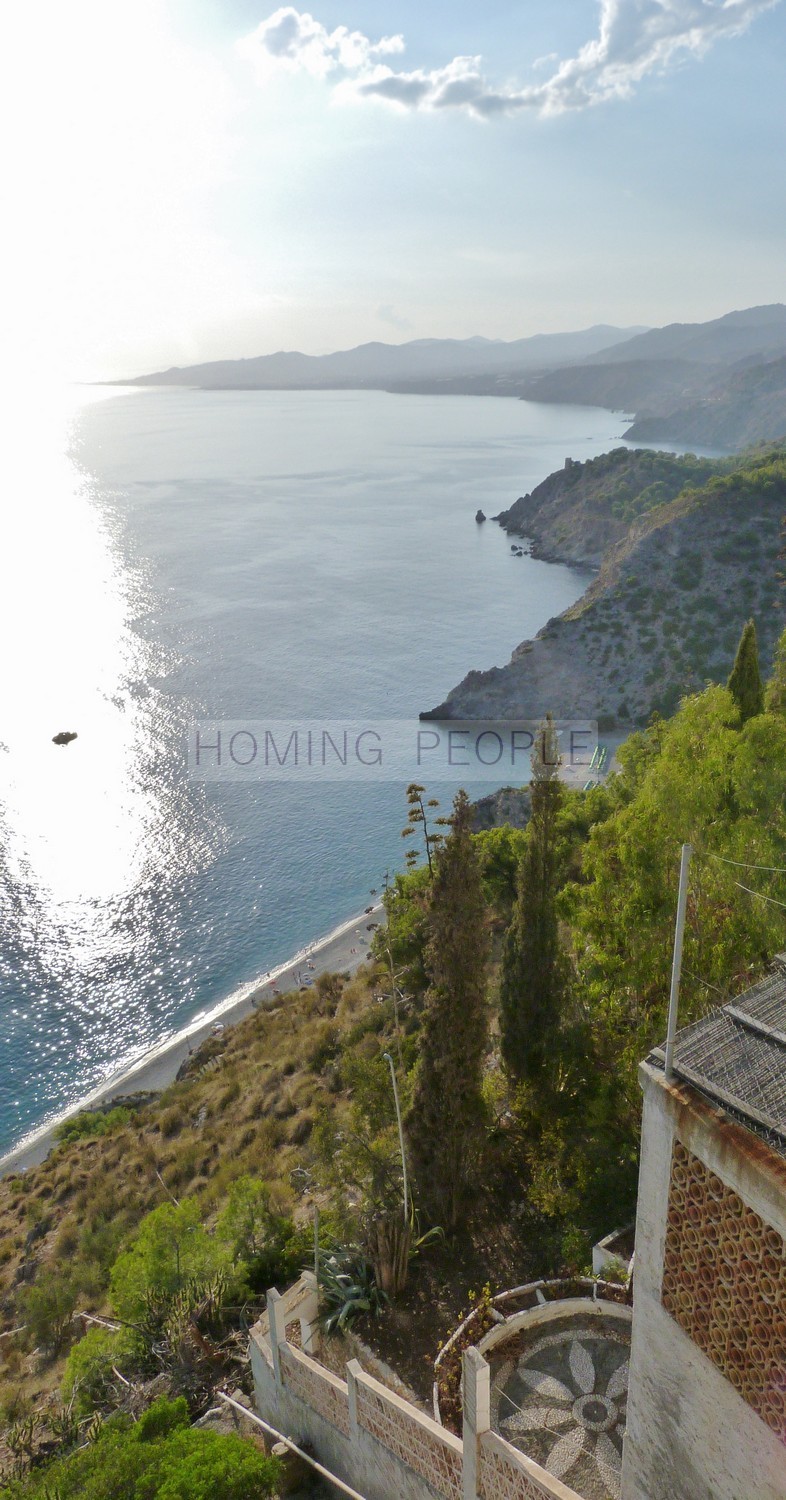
[0,902,384,1179]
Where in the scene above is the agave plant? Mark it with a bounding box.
[317,1245,388,1333]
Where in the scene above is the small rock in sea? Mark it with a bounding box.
[475,509,486,523]
[52,731,78,746]
[510,545,518,553]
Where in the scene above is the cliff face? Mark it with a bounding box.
[426,449,786,728]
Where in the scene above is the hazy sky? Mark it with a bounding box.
[4,0,785,379]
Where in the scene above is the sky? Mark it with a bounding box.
[2,0,785,380]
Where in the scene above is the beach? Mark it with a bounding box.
[0,902,384,1179]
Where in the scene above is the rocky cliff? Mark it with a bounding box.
[425,447,786,728]
[494,447,720,566]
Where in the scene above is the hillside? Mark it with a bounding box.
[118,325,643,390]
[425,445,786,726]
[624,354,786,449]
[521,358,709,418]
[494,447,722,565]
[5,662,786,1495]
[519,305,786,450]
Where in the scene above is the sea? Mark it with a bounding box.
[0,385,631,1154]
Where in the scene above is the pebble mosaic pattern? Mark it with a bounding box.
[489,1320,628,1500]
[662,1139,786,1443]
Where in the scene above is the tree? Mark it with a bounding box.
[765,624,786,715]
[401,784,446,875]
[217,1177,277,1264]
[727,618,764,721]
[109,1200,231,1322]
[499,718,567,1086]
[405,789,490,1227]
[62,1326,139,1417]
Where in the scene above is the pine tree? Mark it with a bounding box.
[764,625,786,716]
[405,789,490,1227]
[500,717,566,1086]
[727,619,764,722]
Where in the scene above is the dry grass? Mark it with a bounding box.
[0,965,381,1407]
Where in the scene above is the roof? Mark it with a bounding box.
[650,962,786,1155]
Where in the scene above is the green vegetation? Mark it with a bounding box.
[500,720,565,1084]
[727,618,764,722]
[53,1107,134,1147]
[1,1397,280,1500]
[406,790,490,1228]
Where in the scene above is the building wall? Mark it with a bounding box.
[622,1061,786,1500]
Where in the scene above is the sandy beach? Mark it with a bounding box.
[0,902,384,1178]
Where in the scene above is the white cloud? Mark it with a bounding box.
[240,0,781,117]
[238,6,403,81]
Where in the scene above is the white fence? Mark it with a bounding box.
[250,1274,583,1500]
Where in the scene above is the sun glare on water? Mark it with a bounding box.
[0,385,169,914]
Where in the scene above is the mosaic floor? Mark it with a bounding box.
[488,1313,630,1500]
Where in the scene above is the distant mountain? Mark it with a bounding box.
[588,304,786,367]
[519,305,786,450]
[119,326,647,390]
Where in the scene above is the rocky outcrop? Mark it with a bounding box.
[472,787,531,831]
[495,448,720,567]
[426,450,786,728]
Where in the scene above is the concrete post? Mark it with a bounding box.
[299,1270,321,1357]
[346,1358,362,1441]
[267,1287,285,1386]
[462,1346,491,1500]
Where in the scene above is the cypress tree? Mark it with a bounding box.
[764,625,786,716]
[405,789,489,1227]
[727,619,764,722]
[500,718,566,1086]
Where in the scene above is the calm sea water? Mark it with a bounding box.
[0,386,629,1152]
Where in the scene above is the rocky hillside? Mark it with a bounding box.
[494,448,722,566]
[425,446,786,728]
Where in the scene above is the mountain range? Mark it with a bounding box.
[119,324,645,390]
[122,304,786,451]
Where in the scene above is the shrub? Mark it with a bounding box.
[54,1107,133,1147]
[19,1269,77,1356]
[1,1396,280,1499]
[61,1326,143,1417]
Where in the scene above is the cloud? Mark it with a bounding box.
[240,0,780,116]
[377,303,413,332]
[238,6,403,81]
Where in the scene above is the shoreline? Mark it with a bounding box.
[0,902,384,1179]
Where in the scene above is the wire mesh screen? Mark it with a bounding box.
[651,966,786,1156]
